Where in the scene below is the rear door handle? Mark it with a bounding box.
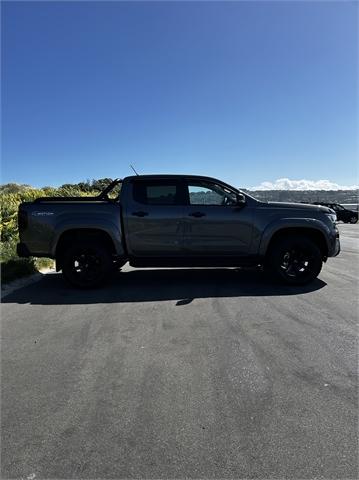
[189,212,206,218]
[132,211,149,217]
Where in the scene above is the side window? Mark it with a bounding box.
[187,182,237,206]
[133,181,180,205]
[331,204,341,211]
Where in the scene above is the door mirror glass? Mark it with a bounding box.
[236,193,246,205]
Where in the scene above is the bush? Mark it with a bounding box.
[1,258,37,284]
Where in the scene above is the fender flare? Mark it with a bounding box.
[50,219,125,257]
[258,218,331,257]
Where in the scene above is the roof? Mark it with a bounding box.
[124,174,237,187]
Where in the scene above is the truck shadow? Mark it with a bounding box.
[2,268,326,305]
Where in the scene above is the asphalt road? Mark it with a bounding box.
[2,224,358,479]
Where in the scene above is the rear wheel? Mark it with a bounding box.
[61,241,113,288]
[266,235,323,285]
[350,216,358,224]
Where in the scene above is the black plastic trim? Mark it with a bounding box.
[129,255,261,268]
[16,243,31,257]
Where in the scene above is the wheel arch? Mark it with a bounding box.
[261,226,329,259]
[55,228,117,271]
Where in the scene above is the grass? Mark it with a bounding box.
[1,257,54,285]
[35,257,54,270]
[1,237,54,285]
[1,258,37,284]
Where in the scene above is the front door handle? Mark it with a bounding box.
[189,211,206,218]
[132,211,149,217]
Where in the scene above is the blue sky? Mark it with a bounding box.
[1,1,358,189]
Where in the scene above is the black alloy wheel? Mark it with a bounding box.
[266,235,322,285]
[62,241,112,288]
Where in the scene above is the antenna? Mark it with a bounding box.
[130,164,139,176]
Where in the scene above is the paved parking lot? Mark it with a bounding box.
[1,224,358,479]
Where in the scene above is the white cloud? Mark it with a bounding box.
[250,178,359,191]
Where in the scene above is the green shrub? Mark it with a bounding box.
[1,258,37,284]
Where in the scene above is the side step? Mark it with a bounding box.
[129,256,261,268]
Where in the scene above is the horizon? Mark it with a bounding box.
[2,1,358,188]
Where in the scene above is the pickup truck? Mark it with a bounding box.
[17,174,340,288]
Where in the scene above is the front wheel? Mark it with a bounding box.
[265,235,323,285]
[61,241,113,288]
[350,216,358,224]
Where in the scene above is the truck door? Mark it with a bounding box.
[183,179,253,256]
[124,178,186,256]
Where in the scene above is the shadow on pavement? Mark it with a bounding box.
[2,268,327,305]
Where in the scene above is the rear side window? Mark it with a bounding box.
[133,181,181,205]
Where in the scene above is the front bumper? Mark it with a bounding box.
[328,228,340,257]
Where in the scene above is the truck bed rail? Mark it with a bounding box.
[33,196,106,203]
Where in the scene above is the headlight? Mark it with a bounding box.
[325,213,337,223]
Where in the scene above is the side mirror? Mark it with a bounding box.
[236,193,246,205]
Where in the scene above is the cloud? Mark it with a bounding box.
[250,178,359,191]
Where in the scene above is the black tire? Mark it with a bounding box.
[61,241,113,288]
[350,216,358,224]
[265,235,323,285]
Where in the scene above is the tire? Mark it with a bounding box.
[350,216,358,224]
[265,235,323,285]
[61,241,113,288]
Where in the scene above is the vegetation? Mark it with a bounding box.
[0,179,115,284]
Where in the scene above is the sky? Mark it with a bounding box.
[1,1,358,189]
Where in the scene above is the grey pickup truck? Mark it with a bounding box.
[17,174,340,288]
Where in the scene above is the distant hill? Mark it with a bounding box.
[242,189,359,205]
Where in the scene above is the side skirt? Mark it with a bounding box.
[128,255,262,268]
